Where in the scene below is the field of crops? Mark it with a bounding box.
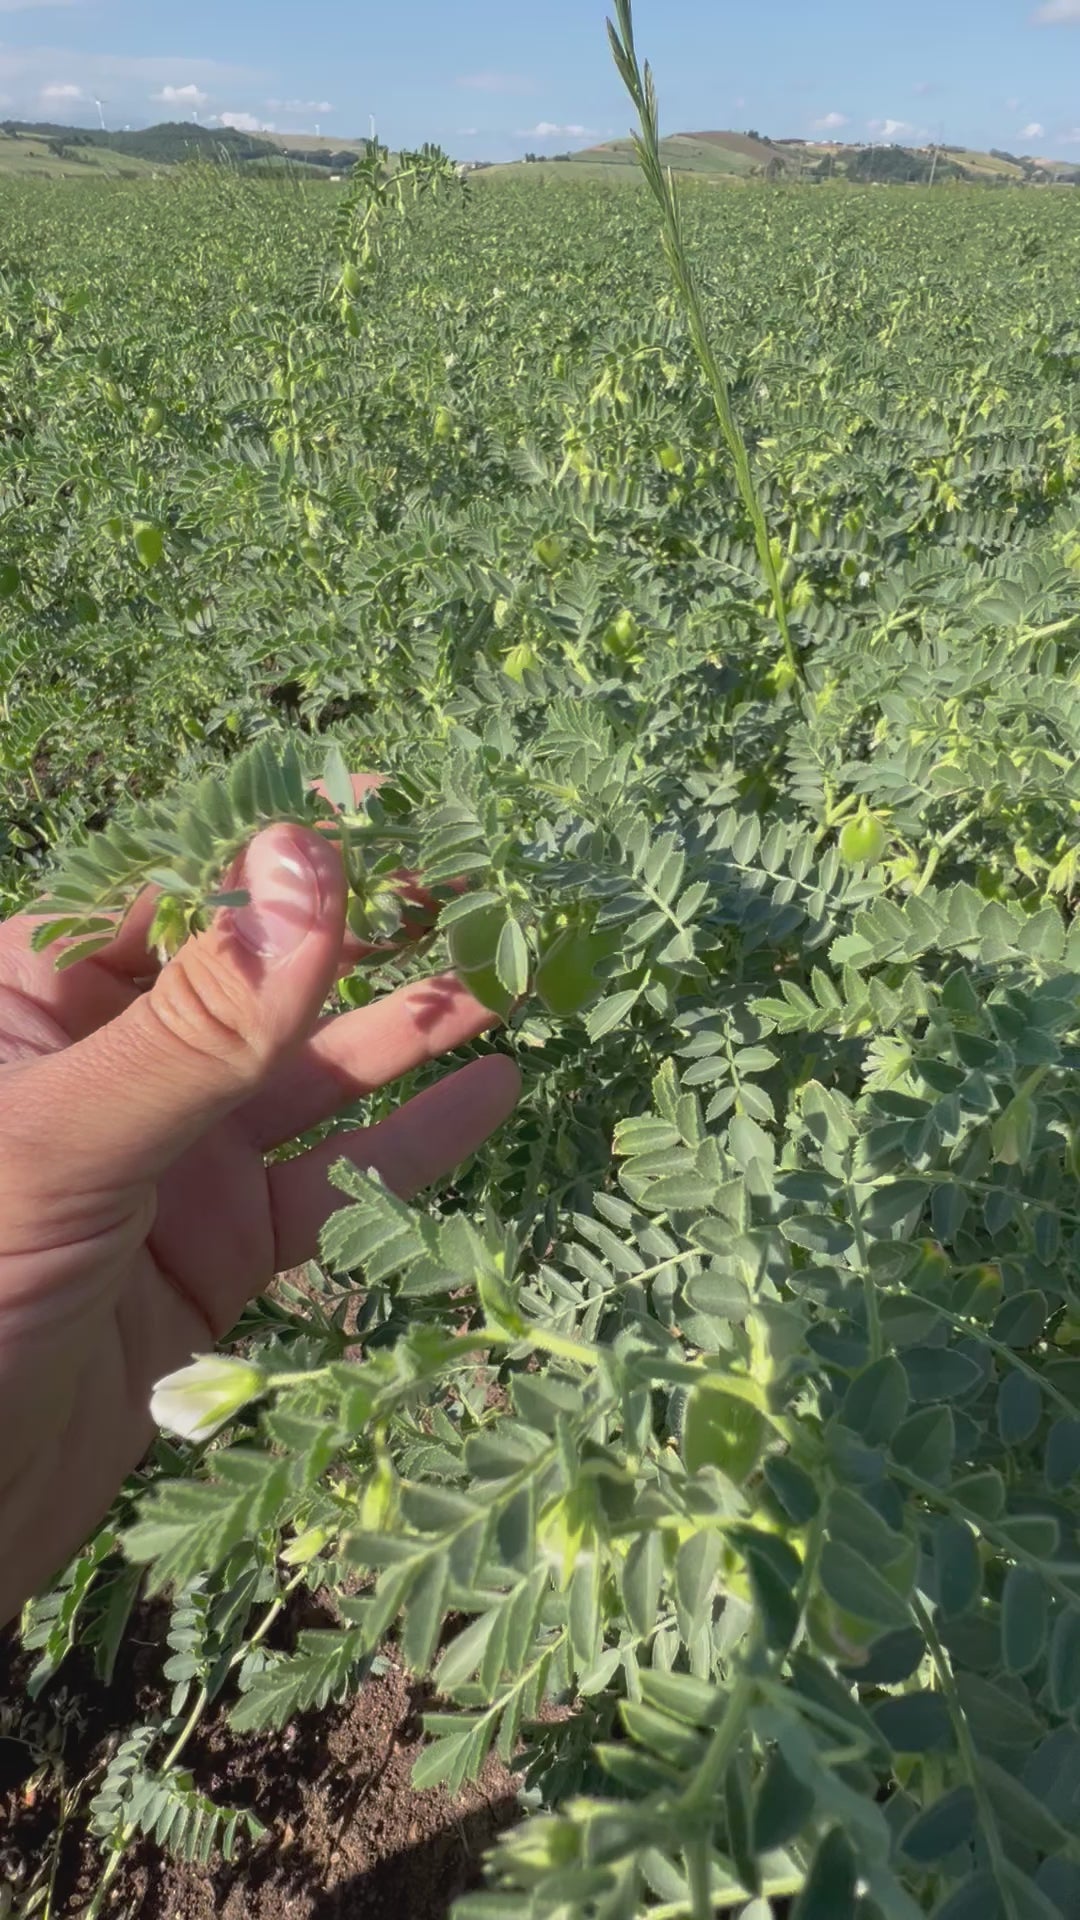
[3,102,1080,1920]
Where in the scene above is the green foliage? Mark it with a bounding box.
[89,1725,265,1864]
[7,5,1080,1915]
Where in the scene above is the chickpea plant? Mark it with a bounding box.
[10,5,1080,1919]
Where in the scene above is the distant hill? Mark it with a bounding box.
[258,132,370,166]
[500,128,1080,187]
[0,119,400,180]
[0,119,375,175]
[1,117,1076,190]
[0,129,160,181]
[0,119,283,166]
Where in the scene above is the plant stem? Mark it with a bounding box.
[651,1872,805,1919]
[845,1178,882,1362]
[680,1652,759,1815]
[86,1569,307,1918]
[912,1592,1022,1920]
[607,0,797,682]
[686,1833,714,1920]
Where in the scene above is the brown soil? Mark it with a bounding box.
[0,1599,519,1919]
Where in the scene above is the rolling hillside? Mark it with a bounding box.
[498,128,1079,188]
[1,118,1076,190]
[0,132,160,180]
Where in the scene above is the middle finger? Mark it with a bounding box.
[243,971,502,1151]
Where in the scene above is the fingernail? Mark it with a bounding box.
[231,826,324,962]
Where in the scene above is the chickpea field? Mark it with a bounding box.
[5,70,1080,1920]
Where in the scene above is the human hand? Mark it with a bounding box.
[0,815,520,1624]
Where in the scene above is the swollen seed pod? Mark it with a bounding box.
[603,608,639,658]
[133,522,164,568]
[839,811,888,866]
[447,901,515,1017]
[535,923,610,1017]
[503,642,537,684]
[342,260,363,297]
[533,533,565,570]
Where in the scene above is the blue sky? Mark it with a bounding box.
[1,0,1079,159]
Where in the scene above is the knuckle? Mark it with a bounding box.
[144,952,262,1084]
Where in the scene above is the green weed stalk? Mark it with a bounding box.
[607,0,799,685]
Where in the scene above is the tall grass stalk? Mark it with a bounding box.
[607,0,798,683]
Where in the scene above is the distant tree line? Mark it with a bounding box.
[847,146,962,185]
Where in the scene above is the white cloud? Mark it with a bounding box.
[0,1,82,11]
[217,110,274,133]
[868,117,916,140]
[1062,126,1080,142]
[457,126,479,137]
[1021,120,1045,139]
[812,111,849,131]
[457,71,532,94]
[154,83,209,110]
[912,80,940,97]
[40,80,81,99]
[1033,0,1080,20]
[0,47,263,110]
[517,121,591,139]
[265,97,333,114]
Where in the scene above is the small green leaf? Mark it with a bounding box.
[792,1827,857,1920]
[935,1518,981,1619]
[674,1530,720,1637]
[622,1531,663,1640]
[683,1382,765,1483]
[1002,1567,1048,1675]
[1044,1417,1080,1492]
[992,1092,1035,1165]
[820,1541,911,1629]
[954,1672,1043,1749]
[873,1691,954,1754]
[890,1405,955,1481]
[997,1371,1042,1446]
[730,1527,801,1650]
[763,1455,820,1524]
[841,1355,909,1446]
[495,915,529,997]
[992,1290,1048,1349]
[902,1347,982,1402]
[1048,1606,1080,1716]
[753,1747,815,1852]
[932,1872,1000,1920]
[899,1785,977,1864]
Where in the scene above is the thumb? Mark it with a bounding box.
[25,824,347,1192]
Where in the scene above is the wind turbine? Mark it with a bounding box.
[93,97,107,131]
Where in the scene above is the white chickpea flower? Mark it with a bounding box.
[150,1355,266,1443]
